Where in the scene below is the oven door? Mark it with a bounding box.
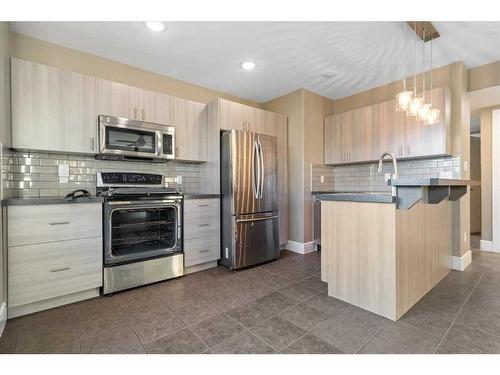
[104,201,182,266]
[100,121,161,159]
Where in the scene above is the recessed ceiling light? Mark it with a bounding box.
[144,21,166,32]
[240,61,256,71]
[322,71,336,79]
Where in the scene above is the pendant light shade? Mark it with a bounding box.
[396,90,413,111]
[407,96,423,116]
[417,103,431,121]
[425,108,440,125]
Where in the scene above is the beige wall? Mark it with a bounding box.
[263,89,305,243]
[469,60,500,92]
[262,89,333,245]
[479,106,500,241]
[10,32,258,107]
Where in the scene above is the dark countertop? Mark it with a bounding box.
[314,192,396,204]
[2,196,104,206]
[183,194,220,199]
[389,178,480,187]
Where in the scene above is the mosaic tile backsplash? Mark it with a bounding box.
[2,150,200,198]
[311,156,461,193]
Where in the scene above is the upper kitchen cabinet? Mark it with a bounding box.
[404,86,451,158]
[325,86,451,165]
[11,58,98,154]
[342,106,373,163]
[324,114,343,164]
[97,79,174,125]
[373,99,406,159]
[173,97,207,162]
[0,56,10,147]
[218,98,266,133]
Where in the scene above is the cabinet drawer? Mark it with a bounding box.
[8,237,102,276]
[184,199,219,215]
[8,203,102,247]
[184,213,219,240]
[184,235,220,267]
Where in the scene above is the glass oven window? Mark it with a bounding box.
[106,126,156,154]
[110,206,178,260]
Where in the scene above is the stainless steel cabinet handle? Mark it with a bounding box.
[49,221,71,225]
[133,107,138,119]
[198,224,209,227]
[197,204,209,207]
[406,145,410,155]
[49,266,71,273]
[90,137,95,151]
[142,109,145,120]
[199,249,210,253]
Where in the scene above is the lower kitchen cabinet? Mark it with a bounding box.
[7,203,103,318]
[183,198,220,269]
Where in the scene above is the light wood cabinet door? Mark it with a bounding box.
[173,97,207,162]
[342,106,373,163]
[404,86,450,158]
[247,107,267,134]
[97,79,138,119]
[138,89,173,125]
[0,56,10,146]
[219,98,247,131]
[324,114,343,164]
[373,99,406,159]
[12,58,98,154]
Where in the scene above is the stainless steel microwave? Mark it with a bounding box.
[97,115,175,162]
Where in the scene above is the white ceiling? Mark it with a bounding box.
[10,21,500,103]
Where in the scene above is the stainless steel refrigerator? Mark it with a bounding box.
[220,129,279,270]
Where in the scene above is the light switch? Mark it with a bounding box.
[320,175,325,184]
[58,164,69,183]
[463,161,468,172]
[175,175,183,184]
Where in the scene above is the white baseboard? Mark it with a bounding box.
[286,241,316,254]
[451,250,472,271]
[0,302,7,337]
[480,240,499,253]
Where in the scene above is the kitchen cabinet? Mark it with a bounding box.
[0,56,10,146]
[404,86,450,158]
[325,86,450,165]
[97,79,174,125]
[183,198,220,269]
[373,99,406,159]
[173,97,207,162]
[218,98,266,132]
[324,113,343,164]
[11,58,98,154]
[7,203,102,318]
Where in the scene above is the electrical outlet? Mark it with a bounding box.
[320,175,325,184]
[464,232,467,243]
[175,175,183,184]
[58,164,69,183]
[463,161,468,172]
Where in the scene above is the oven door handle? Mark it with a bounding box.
[106,200,181,206]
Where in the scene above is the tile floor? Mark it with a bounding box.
[2,244,500,354]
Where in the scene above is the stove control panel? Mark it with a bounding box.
[97,172,164,187]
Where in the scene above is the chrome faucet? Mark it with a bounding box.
[378,151,398,196]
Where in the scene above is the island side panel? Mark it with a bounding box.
[395,200,452,319]
[321,201,398,320]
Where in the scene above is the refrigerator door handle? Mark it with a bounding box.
[252,140,259,199]
[258,139,264,199]
[236,214,279,223]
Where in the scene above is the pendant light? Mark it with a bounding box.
[396,22,413,111]
[407,22,423,117]
[425,33,440,125]
[417,27,431,121]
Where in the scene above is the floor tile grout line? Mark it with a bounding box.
[354,320,391,354]
[73,309,83,354]
[433,271,485,354]
[114,295,148,354]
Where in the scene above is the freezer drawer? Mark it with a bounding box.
[221,213,279,270]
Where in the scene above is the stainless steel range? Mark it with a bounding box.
[97,172,184,294]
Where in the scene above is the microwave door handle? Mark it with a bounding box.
[259,138,264,199]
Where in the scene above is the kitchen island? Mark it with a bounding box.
[317,179,478,321]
